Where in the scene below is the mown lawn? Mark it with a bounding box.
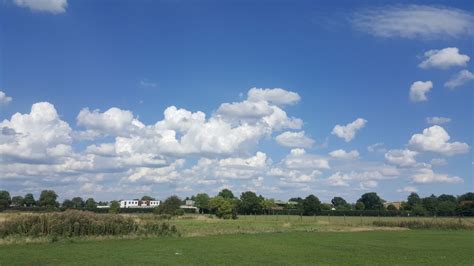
[1,230,472,265]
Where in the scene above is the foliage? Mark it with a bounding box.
[355,201,365,210]
[209,196,237,219]
[373,220,473,230]
[406,192,421,210]
[0,191,11,210]
[71,197,85,209]
[109,201,120,214]
[141,195,155,201]
[331,197,350,210]
[218,189,235,200]
[194,193,210,213]
[85,198,97,209]
[239,191,262,214]
[0,210,179,238]
[155,195,182,215]
[11,196,24,207]
[357,192,383,210]
[38,190,58,208]
[23,193,36,207]
[386,204,397,211]
[422,194,438,215]
[302,194,321,215]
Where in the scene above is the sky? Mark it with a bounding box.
[0,0,472,202]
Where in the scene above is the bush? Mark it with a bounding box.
[373,220,474,230]
[0,210,179,239]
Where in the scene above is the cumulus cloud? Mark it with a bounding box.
[247,88,301,105]
[329,149,359,160]
[409,81,433,102]
[352,5,474,39]
[14,0,67,14]
[385,149,418,167]
[0,102,72,163]
[409,125,469,156]
[444,70,474,89]
[331,118,367,142]
[419,47,470,69]
[77,107,144,138]
[275,131,315,148]
[326,167,398,188]
[412,168,463,184]
[0,91,12,105]
[426,116,451,125]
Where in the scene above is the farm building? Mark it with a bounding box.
[383,201,402,210]
[180,200,199,213]
[120,200,160,208]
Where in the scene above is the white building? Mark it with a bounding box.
[120,200,160,208]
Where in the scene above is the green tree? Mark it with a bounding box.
[261,198,276,214]
[302,194,321,215]
[386,204,397,211]
[357,192,384,210]
[0,191,12,210]
[11,196,24,207]
[71,197,85,209]
[406,192,421,210]
[109,200,120,213]
[23,193,36,207]
[194,193,210,213]
[85,198,97,209]
[355,201,365,210]
[39,190,58,207]
[412,204,427,216]
[239,191,262,214]
[62,199,74,208]
[331,196,350,210]
[218,189,235,200]
[209,196,236,219]
[156,195,182,215]
[422,194,438,216]
[141,195,155,201]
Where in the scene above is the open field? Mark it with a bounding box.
[0,230,473,265]
[1,213,473,265]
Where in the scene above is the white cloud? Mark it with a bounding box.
[247,88,301,105]
[397,186,418,193]
[0,91,12,105]
[275,131,315,148]
[326,167,398,188]
[217,100,274,121]
[412,168,463,184]
[419,47,470,69]
[283,148,330,170]
[14,0,67,14]
[426,116,451,125]
[409,125,469,156]
[385,149,418,167]
[352,5,474,39]
[431,158,448,167]
[367,143,387,153]
[329,149,359,160]
[0,102,72,163]
[409,81,433,102]
[331,118,367,142]
[77,107,144,138]
[444,70,474,89]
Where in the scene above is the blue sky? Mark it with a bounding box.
[0,0,472,202]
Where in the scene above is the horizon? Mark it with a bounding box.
[1,0,473,203]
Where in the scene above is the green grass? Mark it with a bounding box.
[0,230,472,265]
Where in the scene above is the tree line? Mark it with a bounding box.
[0,189,472,218]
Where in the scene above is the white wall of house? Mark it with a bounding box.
[120,200,160,208]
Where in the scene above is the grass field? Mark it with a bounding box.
[1,213,473,265]
[0,230,473,265]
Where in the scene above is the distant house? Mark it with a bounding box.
[120,200,160,208]
[97,205,110,209]
[180,199,199,213]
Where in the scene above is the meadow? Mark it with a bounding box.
[1,213,473,265]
